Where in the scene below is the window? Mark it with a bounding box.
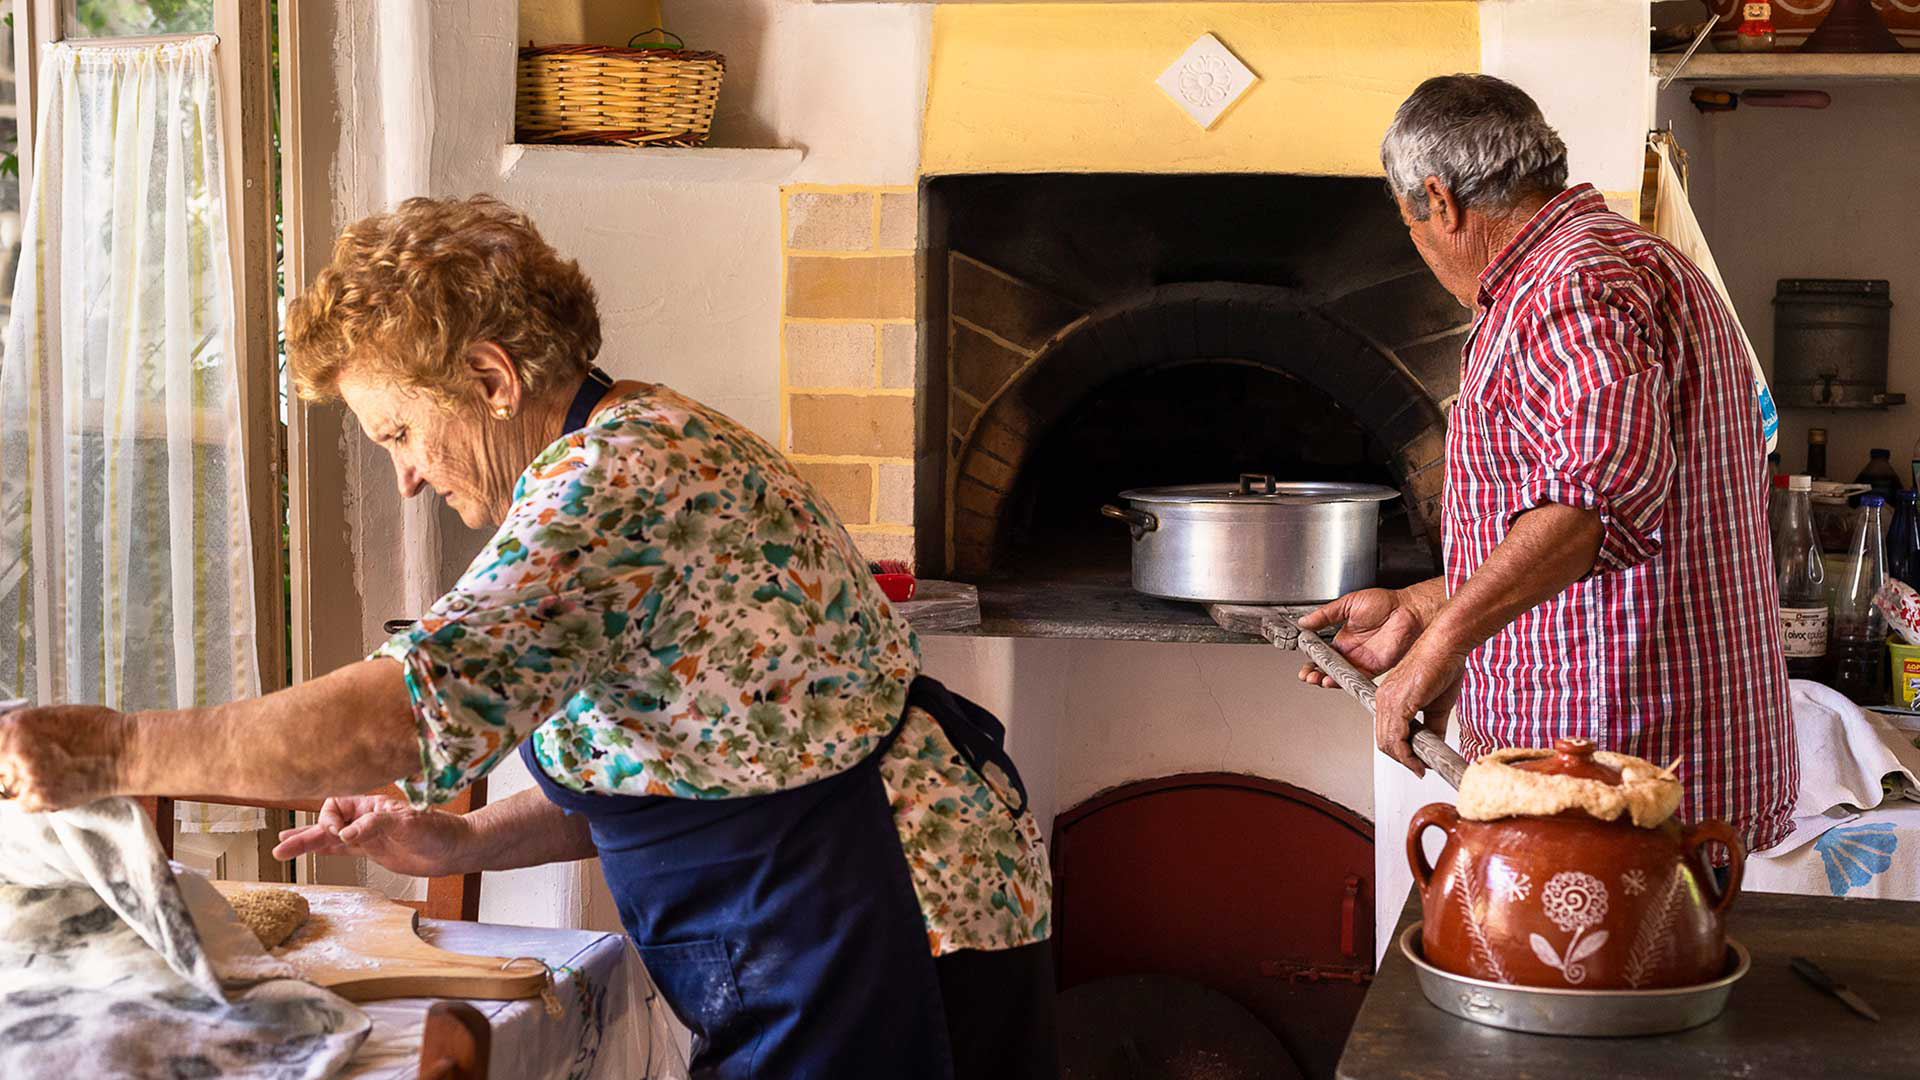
[67,0,213,38]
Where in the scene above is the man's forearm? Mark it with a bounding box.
[1424,504,1604,657]
[1397,576,1449,625]
[457,787,597,872]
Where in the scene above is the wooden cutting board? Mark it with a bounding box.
[211,881,546,1003]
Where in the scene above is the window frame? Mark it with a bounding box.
[11,0,288,698]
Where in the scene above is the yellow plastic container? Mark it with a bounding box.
[1889,641,1920,708]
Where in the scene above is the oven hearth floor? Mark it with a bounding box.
[929,567,1301,644]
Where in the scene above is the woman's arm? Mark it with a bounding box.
[274,786,597,874]
[123,658,420,803]
[0,658,420,811]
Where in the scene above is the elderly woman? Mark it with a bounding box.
[0,196,1056,1079]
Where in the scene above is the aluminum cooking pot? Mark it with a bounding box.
[1100,474,1399,604]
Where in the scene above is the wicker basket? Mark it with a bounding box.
[516,37,725,148]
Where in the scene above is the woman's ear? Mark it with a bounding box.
[465,342,522,419]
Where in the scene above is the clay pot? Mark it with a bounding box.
[1708,1,1920,51]
[1407,739,1743,990]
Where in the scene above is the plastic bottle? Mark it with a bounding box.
[1776,475,1830,681]
[1856,448,1903,504]
[1891,489,1920,595]
[1832,494,1889,705]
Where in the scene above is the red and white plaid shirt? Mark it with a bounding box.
[1445,184,1796,852]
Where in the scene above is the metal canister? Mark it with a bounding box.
[1773,278,1892,407]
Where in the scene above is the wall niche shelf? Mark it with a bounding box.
[499,144,805,185]
[1652,52,1920,85]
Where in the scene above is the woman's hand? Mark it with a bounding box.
[0,704,132,812]
[272,794,475,878]
[1295,583,1441,687]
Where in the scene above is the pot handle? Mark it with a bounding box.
[1100,504,1158,541]
[1407,803,1458,899]
[1682,819,1745,918]
[1238,472,1277,495]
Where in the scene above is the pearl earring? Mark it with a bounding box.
[493,406,513,420]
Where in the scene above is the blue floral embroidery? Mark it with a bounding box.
[1814,823,1898,896]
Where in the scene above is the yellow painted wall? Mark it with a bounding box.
[922,3,1479,177]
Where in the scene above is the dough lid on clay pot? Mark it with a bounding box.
[1454,737,1683,828]
[1408,737,1742,991]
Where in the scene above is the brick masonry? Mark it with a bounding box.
[781,185,920,566]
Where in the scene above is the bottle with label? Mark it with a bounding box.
[1776,474,1830,681]
[1832,494,1888,705]
[1807,428,1828,479]
[1889,490,1920,590]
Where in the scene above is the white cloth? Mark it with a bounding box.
[342,920,689,1080]
[0,37,262,832]
[1648,137,1778,453]
[0,797,369,1078]
[1757,681,1920,858]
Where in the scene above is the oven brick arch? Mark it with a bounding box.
[947,278,1450,574]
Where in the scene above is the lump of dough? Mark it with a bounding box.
[226,887,310,948]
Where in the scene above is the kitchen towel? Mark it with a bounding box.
[0,796,369,1078]
[1759,681,1920,856]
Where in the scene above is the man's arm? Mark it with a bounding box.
[1370,504,1603,775]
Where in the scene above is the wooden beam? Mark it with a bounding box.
[213,0,287,694]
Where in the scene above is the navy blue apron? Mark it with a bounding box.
[519,676,1028,1079]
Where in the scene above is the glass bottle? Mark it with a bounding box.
[1856,448,1903,504]
[1776,475,1830,681]
[1891,490,1920,591]
[1832,494,1889,705]
[1807,427,1828,480]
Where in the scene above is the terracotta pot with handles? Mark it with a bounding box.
[1407,738,1743,990]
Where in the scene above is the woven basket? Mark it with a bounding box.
[516,40,725,148]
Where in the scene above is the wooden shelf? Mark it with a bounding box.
[1653,51,1920,85]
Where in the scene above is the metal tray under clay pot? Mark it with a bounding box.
[1400,923,1750,1037]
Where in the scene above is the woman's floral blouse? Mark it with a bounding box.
[373,384,1050,954]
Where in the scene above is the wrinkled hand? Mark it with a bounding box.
[271,794,473,878]
[1295,588,1430,688]
[0,704,130,812]
[1372,640,1467,778]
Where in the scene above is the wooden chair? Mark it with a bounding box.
[420,1002,491,1079]
[141,779,488,922]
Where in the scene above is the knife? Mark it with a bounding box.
[1791,956,1881,1022]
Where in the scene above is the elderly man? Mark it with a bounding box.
[1301,74,1795,854]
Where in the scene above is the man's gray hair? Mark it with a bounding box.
[1381,74,1569,220]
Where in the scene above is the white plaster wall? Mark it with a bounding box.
[918,637,1378,844]
[1656,83,1920,482]
[1480,0,1652,201]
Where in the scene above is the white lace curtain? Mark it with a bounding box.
[0,38,261,824]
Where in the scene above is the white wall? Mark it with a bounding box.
[1656,82,1920,482]
[1480,0,1651,203]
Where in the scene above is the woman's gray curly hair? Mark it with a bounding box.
[1380,74,1568,220]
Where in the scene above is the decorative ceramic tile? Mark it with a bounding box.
[1155,33,1258,130]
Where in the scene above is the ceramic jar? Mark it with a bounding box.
[1709,1,1920,51]
[1407,739,1743,990]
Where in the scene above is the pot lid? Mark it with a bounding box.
[1118,474,1401,506]
[1508,738,1622,785]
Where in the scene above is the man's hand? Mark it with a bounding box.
[1372,639,1468,778]
[1296,583,1442,688]
[273,795,474,878]
[0,704,131,812]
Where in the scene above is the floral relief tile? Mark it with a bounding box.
[1155,33,1258,131]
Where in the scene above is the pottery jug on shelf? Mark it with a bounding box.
[1407,737,1742,990]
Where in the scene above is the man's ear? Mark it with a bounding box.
[1424,176,1465,234]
